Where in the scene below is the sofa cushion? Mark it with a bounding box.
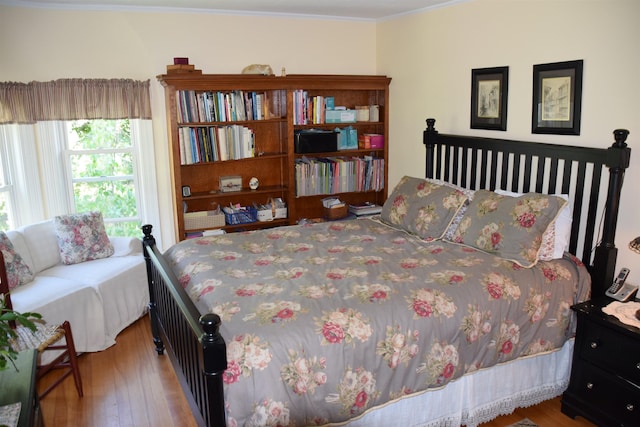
[54,211,114,265]
[40,254,148,342]
[18,220,61,274]
[8,275,108,353]
[0,231,35,288]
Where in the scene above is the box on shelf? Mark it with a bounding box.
[323,205,348,220]
[257,198,288,222]
[223,206,257,225]
[325,109,357,123]
[337,126,358,150]
[370,134,384,148]
[355,106,370,122]
[358,133,384,149]
[294,130,338,153]
[184,210,225,230]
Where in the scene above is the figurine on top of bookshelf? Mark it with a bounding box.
[241,64,274,75]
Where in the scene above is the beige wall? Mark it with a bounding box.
[378,0,640,282]
[0,6,377,248]
[2,0,639,280]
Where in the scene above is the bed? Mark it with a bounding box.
[142,118,631,427]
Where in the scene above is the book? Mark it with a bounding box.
[348,202,382,216]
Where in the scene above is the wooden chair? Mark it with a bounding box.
[0,252,83,398]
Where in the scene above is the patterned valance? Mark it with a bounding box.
[0,79,152,124]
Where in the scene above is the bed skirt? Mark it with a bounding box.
[345,338,573,427]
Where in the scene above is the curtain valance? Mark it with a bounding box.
[0,79,152,124]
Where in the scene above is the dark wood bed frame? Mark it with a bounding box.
[142,118,631,426]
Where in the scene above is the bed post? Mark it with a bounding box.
[424,118,438,179]
[142,224,165,355]
[590,129,631,297]
[200,314,227,427]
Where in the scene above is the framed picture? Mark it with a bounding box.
[531,59,583,135]
[470,66,509,131]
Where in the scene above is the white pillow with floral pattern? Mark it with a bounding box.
[0,231,34,288]
[54,211,114,265]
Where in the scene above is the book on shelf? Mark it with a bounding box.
[348,202,382,216]
[294,156,384,197]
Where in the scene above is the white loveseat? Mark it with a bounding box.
[5,219,149,353]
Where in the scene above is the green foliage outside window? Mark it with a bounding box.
[69,120,141,237]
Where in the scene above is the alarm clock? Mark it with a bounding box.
[249,177,259,190]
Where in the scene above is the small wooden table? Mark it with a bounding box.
[0,349,42,427]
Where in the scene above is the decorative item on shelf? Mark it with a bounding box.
[241,64,274,75]
[166,58,202,75]
[219,176,242,193]
[630,236,640,254]
[249,177,259,190]
[182,185,191,197]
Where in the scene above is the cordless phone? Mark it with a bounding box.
[605,268,637,301]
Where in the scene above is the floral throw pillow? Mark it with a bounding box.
[0,231,35,289]
[54,211,114,265]
[451,190,567,267]
[381,176,469,240]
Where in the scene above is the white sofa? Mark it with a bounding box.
[5,219,149,353]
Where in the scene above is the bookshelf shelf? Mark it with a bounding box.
[158,65,390,240]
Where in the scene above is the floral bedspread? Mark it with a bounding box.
[164,218,590,427]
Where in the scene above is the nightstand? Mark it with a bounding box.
[561,299,640,426]
[0,349,43,427]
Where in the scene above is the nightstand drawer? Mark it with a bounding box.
[570,362,640,425]
[579,316,640,385]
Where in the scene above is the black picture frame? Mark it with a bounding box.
[470,66,508,131]
[532,59,583,135]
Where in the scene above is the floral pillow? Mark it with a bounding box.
[0,231,35,289]
[54,211,114,265]
[381,176,469,240]
[451,190,567,267]
[495,189,571,260]
[425,178,477,241]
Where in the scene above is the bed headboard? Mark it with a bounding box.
[423,118,631,298]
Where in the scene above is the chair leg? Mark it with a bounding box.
[37,321,83,399]
[61,320,83,397]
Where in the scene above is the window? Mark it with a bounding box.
[0,78,161,245]
[65,119,142,237]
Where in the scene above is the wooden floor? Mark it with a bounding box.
[39,316,595,427]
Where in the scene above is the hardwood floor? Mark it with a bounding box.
[39,316,595,426]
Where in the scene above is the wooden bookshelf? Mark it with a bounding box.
[158,65,391,240]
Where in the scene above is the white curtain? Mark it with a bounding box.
[131,119,161,237]
[0,124,45,225]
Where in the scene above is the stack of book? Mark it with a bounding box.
[348,202,382,216]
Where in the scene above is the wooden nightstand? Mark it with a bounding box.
[0,349,43,427]
[561,299,640,426]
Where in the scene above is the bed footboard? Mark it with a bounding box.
[142,225,227,427]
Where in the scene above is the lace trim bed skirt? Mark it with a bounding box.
[344,338,573,427]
